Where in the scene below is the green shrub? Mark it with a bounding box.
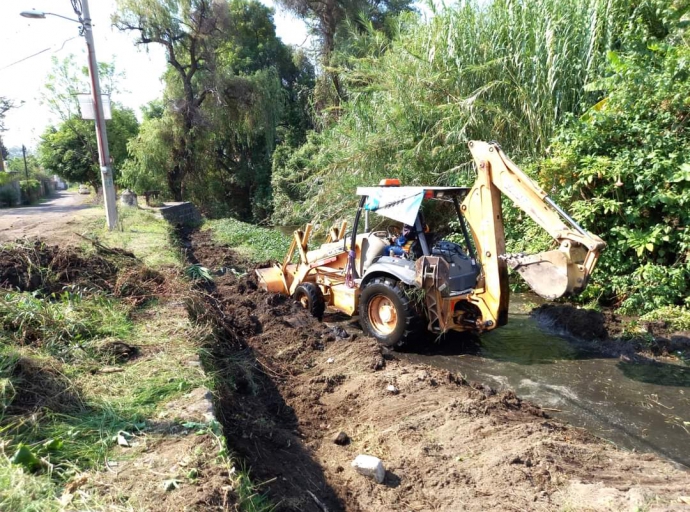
[0,188,18,207]
[534,41,690,311]
[19,180,41,205]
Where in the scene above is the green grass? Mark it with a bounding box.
[0,291,132,361]
[0,214,275,511]
[81,206,181,268]
[0,454,60,512]
[205,218,291,263]
[640,306,690,332]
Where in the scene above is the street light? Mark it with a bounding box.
[21,1,118,230]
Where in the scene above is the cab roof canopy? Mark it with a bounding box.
[356,186,470,225]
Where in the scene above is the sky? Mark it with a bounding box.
[0,0,310,150]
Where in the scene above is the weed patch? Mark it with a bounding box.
[205,218,290,263]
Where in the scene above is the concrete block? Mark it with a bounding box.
[351,454,385,483]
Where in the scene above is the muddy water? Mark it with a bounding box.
[399,295,690,468]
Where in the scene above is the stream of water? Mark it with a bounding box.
[398,295,690,468]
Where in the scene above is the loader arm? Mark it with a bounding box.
[461,140,606,329]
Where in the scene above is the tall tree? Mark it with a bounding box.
[274,0,413,105]
[39,106,139,189]
[119,0,315,220]
[114,0,227,200]
[0,96,21,172]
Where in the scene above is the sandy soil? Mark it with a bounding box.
[186,230,690,512]
[0,191,96,243]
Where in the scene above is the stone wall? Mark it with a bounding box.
[158,202,202,226]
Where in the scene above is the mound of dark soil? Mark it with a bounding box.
[0,241,166,306]
[531,304,608,340]
[3,355,83,414]
[0,241,118,294]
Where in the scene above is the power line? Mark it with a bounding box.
[0,36,79,72]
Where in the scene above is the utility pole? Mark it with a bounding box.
[22,145,29,179]
[81,0,118,230]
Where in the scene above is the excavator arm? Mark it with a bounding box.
[460,140,606,329]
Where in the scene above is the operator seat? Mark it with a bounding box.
[360,233,387,274]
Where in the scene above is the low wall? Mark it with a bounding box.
[158,202,202,226]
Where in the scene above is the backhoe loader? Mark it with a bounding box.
[256,141,606,347]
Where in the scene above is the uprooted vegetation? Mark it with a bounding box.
[184,229,690,512]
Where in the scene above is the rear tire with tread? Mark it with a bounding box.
[359,277,420,347]
[293,283,326,320]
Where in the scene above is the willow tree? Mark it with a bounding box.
[114,0,227,200]
[119,0,315,220]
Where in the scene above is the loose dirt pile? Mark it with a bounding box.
[187,231,690,512]
[532,304,690,360]
[1,355,83,415]
[0,240,166,305]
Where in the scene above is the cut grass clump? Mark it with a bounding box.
[205,218,291,263]
[0,291,132,361]
[0,349,82,415]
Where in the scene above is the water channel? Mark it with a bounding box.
[397,295,690,468]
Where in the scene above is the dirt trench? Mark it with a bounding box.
[186,230,690,511]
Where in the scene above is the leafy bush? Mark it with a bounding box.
[19,180,41,204]
[535,41,690,311]
[271,0,623,225]
[0,188,18,207]
[640,306,690,332]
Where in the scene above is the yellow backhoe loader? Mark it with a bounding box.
[256,141,606,346]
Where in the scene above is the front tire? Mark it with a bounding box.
[359,277,419,347]
[293,283,326,320]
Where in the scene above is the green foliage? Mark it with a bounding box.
[38,56,139,189]
[117,0,314,221]
[537,39,690,312]
[185,264,213,282]
[0,291,132,361]
[6,154,40,178]
[18,180,41,204]
[206,219,291,263]
[272,0,623,225]
[0,188,18,208]
[640,306,690,332]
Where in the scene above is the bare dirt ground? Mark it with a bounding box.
[186,230,690,512]
[0,191,96,243]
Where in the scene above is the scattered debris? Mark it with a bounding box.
[326,357,335,364]
[351,454,386,484]
[386,384,399,394]
[333,431,350,446]
[162,478,180,491]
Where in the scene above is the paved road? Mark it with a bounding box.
[0,191,94,243]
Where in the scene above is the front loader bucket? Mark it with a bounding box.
[506,248,591,300]
[255,266,289,294]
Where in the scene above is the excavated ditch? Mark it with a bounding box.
[184,229,690,511]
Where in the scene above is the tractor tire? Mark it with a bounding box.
[359,277,419,347]
[293,283,326,320]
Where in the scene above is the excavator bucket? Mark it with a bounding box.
[256,265,289,294]
[508,251,569,300]
[505,246,594,300]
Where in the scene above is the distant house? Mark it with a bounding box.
[53,175,67,190]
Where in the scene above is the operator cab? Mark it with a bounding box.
[352,181,481,295]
